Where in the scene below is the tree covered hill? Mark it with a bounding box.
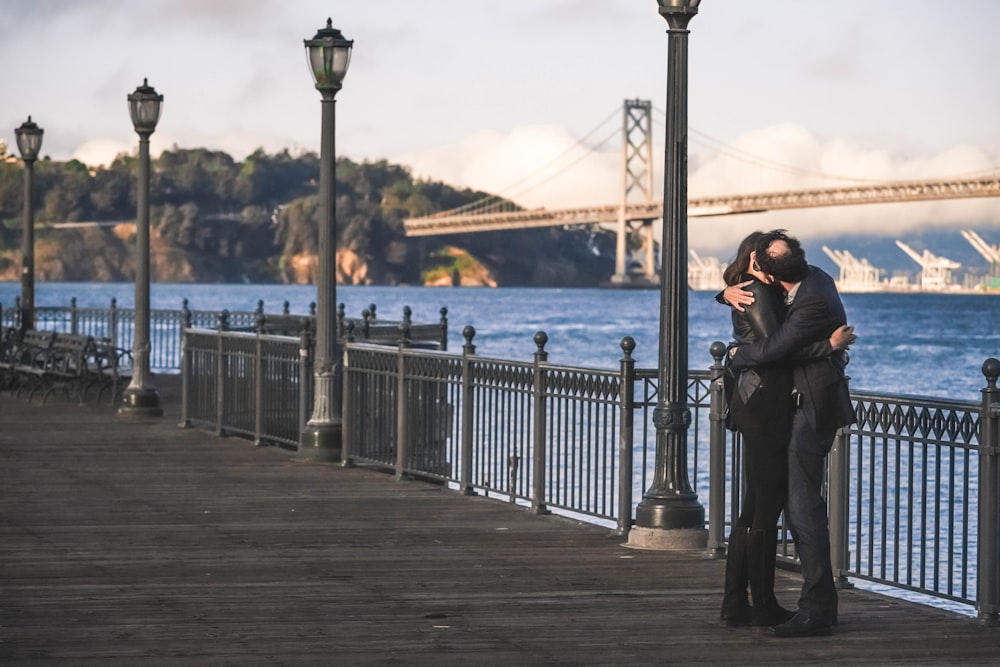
[0,146,613,287]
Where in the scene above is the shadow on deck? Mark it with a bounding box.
[1,375,997,666]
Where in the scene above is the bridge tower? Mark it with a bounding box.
[611,99,657,285]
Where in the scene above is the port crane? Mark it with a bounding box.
[821,246,884,292]
[960,229,1000,279]
[688,250,723,291]
[895,240,962,291]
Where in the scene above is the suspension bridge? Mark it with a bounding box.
[402,100,1000,285]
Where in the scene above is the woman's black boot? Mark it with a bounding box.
[719,527,752,626]
[748,528,795,627]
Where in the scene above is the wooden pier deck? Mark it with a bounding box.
[2,376,998,666]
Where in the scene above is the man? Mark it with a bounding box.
[723,229,856,638]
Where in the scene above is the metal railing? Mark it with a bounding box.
[178,309,449,449]
[832,390,990,610]
[2,297,264,371]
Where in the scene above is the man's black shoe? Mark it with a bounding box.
[769,611,833,637]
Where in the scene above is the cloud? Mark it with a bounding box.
[393,124,620,209]
[71,138,134,167]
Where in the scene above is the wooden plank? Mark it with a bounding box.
[1,375,998,665]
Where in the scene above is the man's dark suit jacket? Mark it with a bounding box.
[729,265,856,433]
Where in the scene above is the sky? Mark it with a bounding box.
[1,0,999,260]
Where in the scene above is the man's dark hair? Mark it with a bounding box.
[755,229,809,283]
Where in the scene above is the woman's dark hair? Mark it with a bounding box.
[755,229,809,283]
[722,231,765,286]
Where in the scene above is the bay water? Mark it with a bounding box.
[2,281,997,401]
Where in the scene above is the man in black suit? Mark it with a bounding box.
[724,229,856,637]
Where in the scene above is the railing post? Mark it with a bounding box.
[283,300,290,315]
[828,379,854,589]
[341,321,356,467]
[297,323,313,448]
[439,307,449,351]
[707,341,728,557]
[362,308,372,340]
[460,326,477,495]
[109,298,119,351]
[978,357,1000,625]
[215,310,229,436]
[395,321,412,480]
[178,306,192,428]
[253,325,264,447]
[337,303,345,339]
[178,298,189,361]
[531,331,550,515]
[70,297,78,334]
[617,336,637,538]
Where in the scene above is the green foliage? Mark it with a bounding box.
[0,147,613,286]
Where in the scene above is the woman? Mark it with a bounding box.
[718,232,854,627]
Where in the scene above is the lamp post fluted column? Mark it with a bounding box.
[15,116,43,333]
[630,0,707,550]
[299,19,352,461]
[120,79,163,417]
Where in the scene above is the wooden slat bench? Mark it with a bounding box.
[14,332,95,405]
[84,338,133,404]
[1,329,55,395]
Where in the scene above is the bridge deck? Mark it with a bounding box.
[2,376,998,666]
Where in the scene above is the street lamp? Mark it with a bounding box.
[299,18,352,461]
[629,0,707,549]
[14,116,43,333]
[120,78,164,417]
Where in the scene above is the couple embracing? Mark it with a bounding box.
[716,229,857,638]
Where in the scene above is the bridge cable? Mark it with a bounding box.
[494,106,620,198]
[429,106,620,217]
[502,126,620,201]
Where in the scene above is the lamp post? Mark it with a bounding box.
[120,78,163,417]
[14,116,43,333]
[299,18,352,461]
[630,0,706,549]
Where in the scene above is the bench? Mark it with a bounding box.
[84,338,133,404]
[14,332,95,405]
[1,329,56,393]
[0,330,132,406]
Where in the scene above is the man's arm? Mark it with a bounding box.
[716,281,754,312]
[730,293,834,370]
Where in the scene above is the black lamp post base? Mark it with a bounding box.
[298,423,342,462]
[118,387,163,417]
[629,496,707,549]
[635,495,705,528]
